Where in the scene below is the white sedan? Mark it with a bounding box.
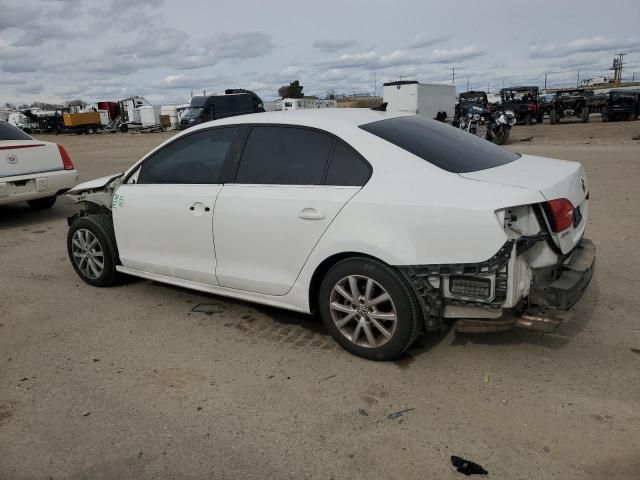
[65,109,595,360]
[0,121,78,209]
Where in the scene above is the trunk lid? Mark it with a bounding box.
[0,140,63,178]
[460,154,589,254]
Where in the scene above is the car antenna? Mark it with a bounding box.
[371,102,388,111]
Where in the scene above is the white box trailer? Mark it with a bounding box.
[383,81,455,119]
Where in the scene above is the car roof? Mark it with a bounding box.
[500,86,539,92]
[188,108,413,133]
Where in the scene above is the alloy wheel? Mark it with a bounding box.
[329,275,398,348]
[71,228,105,280]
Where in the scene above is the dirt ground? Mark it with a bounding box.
[1,118,639,479]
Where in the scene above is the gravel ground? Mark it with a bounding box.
[1,118,639,479]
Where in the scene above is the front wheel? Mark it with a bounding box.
[67,214,121,287]
[318,257,422,360]
[27,195,56,210]
[581,107,590,123]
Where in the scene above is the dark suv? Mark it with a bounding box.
[455,90,489,119]
[602,89,640,122]
[499,86,543,125]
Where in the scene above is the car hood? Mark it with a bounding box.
[459,154,587,207]
[67,173,123,194]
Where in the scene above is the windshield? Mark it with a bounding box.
[502,91,536,102]
[0,121,32,141]
[461,94,486,103]
[183,107,203,119]
[360,115,519,173]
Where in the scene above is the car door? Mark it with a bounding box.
[213,125,371,296]
[112,126,242,285]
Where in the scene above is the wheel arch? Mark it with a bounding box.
[308,251,387,315]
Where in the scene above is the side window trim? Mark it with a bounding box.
[122,125,243,185]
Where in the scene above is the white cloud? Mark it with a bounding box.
[430,45,486,63]
[529,36,640,59]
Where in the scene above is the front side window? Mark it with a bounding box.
[235,126,334,185]
[360,115,520,173]
[137,127,239,184]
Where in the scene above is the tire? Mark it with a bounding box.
[86,127,96,134]
[582,107,590,123]
[493,126,511,145]
[27,195,56,210]
[525,113,533,125]
[120,124,129,133]
[67,214,121,287]
[537,114,544,124]
[318,257,422,361]
[602,113,609,122]
[549,109,557,125]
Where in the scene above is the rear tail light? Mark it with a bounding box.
[545,198,574,232]
[57,144,74,170]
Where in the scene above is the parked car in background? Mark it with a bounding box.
[602,89,640,122]
[0,121,77,209]
[548,89,591,124]
[455,90,490,120]
[179,89,264,130]
[65,109,595,360]
[498,86,543,124]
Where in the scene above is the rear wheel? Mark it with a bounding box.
[318,257,421,360]
[549,109,558,124]
[27,195,56,210]
[581,107,590,123]
[525,113,533,125]
[67,214,120,287]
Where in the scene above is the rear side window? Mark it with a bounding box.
[235,126,334,185]
[360,115,519,173]
[325,142,370,186]
[0,122,32,141]
[137,127,239,184]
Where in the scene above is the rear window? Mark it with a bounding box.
[359,115,519,173]
[0,122,32,141]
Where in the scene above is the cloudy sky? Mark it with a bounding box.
[1,0,639,105]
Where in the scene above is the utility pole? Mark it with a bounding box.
[544,73,547,90]
[373,71,377,97]
[452,65,455,85]
[577,70,580,87]
[466,77,470,92]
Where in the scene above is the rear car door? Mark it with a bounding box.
[213,126,370,295]
[112,126,242,284]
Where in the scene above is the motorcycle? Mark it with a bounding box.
[455,105,516,145]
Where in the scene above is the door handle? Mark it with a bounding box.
[189,203,210,213]
[298,208,325,221]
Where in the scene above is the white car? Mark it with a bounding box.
[0,121,78,209]
[65,109,595,360]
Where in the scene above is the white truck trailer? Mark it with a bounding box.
[383,81,455,120]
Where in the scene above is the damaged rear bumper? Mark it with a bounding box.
[528,238,595,310]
